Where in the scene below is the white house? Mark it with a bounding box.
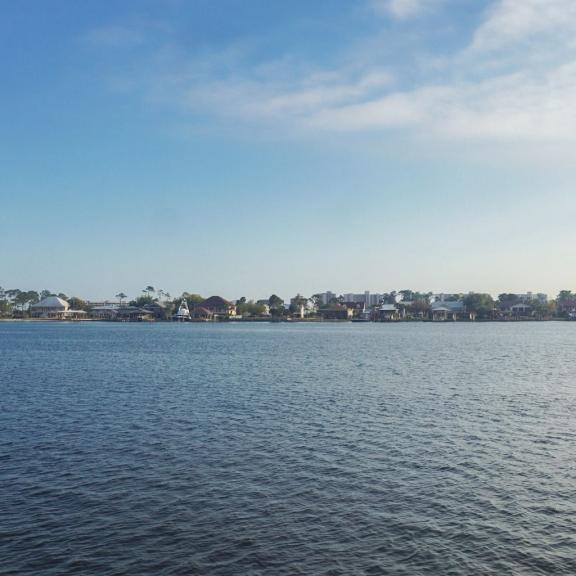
[30,296,70,319]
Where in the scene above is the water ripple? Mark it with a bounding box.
[2,321,576,574]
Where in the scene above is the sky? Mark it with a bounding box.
[1,0,576,301]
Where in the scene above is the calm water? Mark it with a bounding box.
[1,321,576,575]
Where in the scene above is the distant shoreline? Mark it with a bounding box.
[0,318,570,324]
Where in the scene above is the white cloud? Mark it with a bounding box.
[310,64,576,141]
[255,71,393,116]
[100,0,576,143]
[470,0,576,53]
[294,0,576,140]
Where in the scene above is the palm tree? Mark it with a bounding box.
[116,292,127,305]
[143,286,155,300]
[157,289,165,302]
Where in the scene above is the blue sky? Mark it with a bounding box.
[1,0,575,301]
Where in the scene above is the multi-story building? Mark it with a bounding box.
[318,291,337,305]
[341,291,387,307]
[518,292,548,304]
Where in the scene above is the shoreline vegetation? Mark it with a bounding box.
[2,286,576,323]
[0,317,572,323]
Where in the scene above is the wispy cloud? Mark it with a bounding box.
[311,64,576,141]
[89,0,576,143]
[470,0,576,53]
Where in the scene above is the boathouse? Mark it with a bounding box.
[376,304,401,321]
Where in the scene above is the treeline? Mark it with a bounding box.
[0,288,87,314]
[2,285,576,320]
[0,285,290,319]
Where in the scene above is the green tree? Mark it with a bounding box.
[142,286,155,299]
[130,295,155,307]
[408,299,430,317]
[15,290,39,312]
[237,300,266,317]
[555,291,575,317]
[557,290,574,304]
[268,294,284,316]
[498,293,520,309]
[310,294,323,308]
[399,290,415,302]
[5,289,21,303]
[268,294,283,307]
[69,297,90,311]
[183,293,204,304]
[380,293,397,304]
[0,286,10,316]
[463,293,495,319]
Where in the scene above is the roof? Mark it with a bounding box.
[30,296,69,309]
[431,300,465,312]
[379,304,398,311]
[143,302,166,309]
[199,296,232,309]
[193,307,212,315]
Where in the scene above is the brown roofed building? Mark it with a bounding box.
[193,296,236,320]
[318,305,353,321]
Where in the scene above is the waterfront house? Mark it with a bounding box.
[376,304,401,321]
[91,305,153,321]
[195,296,236,320]
[341,302,367,319]
[190,306,214,321]
[319,305,354,321]
[30,296,70,318]
[29,296,86,319]
[430,300,475,321]
[115,306,154,322]
[90,306,120,320]
[510,303,532,318]
[142,302,168,320]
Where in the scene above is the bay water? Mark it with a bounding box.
[1,321,575,574]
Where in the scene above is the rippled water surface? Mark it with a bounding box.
[2,321,576,575]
